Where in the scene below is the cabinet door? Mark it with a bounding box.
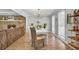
[19,27,24,37]
[0,31,7,50]
[0,31,2,49]
[0,41,1,50]
[11,29,16,42]
[15,28,19,39]
[0,16,4,20]
[12,29,15,42]
[6,30,13,46]
[1,30,7,50]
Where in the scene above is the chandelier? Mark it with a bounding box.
[34,9,40,18]
[37,9,40,17]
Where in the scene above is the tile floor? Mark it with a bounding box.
[6,33,73,50]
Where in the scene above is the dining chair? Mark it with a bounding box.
[30,27,45,49]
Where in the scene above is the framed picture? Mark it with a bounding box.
[67,14,71,24]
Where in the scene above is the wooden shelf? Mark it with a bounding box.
[69,14,79,17]
[68,29,79,32]
[67,10,79,49]
[0,20,24,22]
[69,43,79,49]
[68,36,79,41]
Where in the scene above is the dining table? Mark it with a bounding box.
[36,28,49,45]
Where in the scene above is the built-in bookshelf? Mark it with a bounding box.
[67,9,79,49]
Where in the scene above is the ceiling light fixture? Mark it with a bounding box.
[34,9,40,18]
[37,9,40,17]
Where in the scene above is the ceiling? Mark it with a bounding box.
[0,9,20,15]
[21,9,61,17]
[0,9,63,17]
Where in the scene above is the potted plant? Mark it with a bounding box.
[43,23,47,29]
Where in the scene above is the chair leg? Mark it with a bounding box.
[35,47,38,50]
[43,42,44,46]
[34,42,38,50]
[43,40,44,46]
[31,41,34,47]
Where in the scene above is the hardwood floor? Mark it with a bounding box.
[6,33,74,50]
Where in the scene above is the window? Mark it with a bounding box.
[58,11,65,39]
[52,16,55,34]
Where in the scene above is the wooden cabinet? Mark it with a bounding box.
[6,27,25,47]
[0,26,25,50]
[0,30,7,50]
[6,29,14,46]
[0,15,25,50]
[1,30,7,49]
[0,15,25,20]
[0,16,9,20]
[0,41,1,49]
[14,16,25,20]
[0,31,3,49]
[0,16,4,20]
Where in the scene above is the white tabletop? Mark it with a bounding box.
[36,28,48,34]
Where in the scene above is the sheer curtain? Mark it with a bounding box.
[58,11,65,39]
[52,16,55,34]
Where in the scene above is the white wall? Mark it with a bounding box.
[27,16,51,32]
